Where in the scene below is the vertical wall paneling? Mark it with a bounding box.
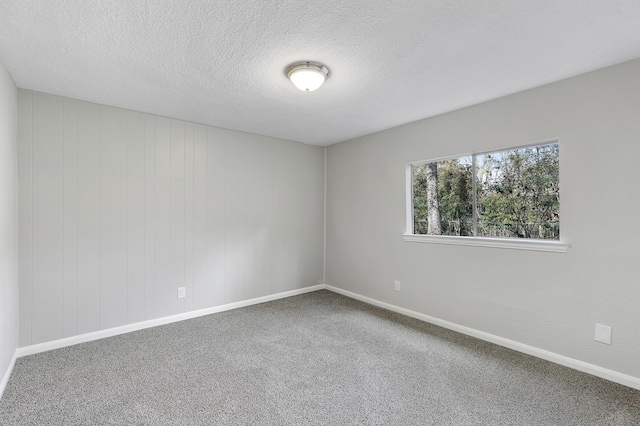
[0,58,18,390]
[224,135,239,304]
[270,140,290,294]
[76,101,101,335]
[261,139,276,298]
[127,112,146,324]
[296,144,324,284]
[184,123,195,313]
[192,125,208,310]
[243,135,257,300]
[17,90,325,346]
[154,117,171,318]
[99,106,128,329]
[62,99,78,337]
[17,92,33,346]
[236,135,247,302]
[281,143,300,291]
[259,139,275,298]
[143,115,156,320]
[243,135,258,299]
[170,120,185,315]
[245,135,273,299]
[206,127,226,306]
[31,94,64,344]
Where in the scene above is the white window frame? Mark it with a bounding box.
[403,139,569,253]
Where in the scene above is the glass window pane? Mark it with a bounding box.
[475,144,559,239]
[412,156,473,236]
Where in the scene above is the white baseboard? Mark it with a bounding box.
[14,283,640,392]
[0,349,18,400]
[17,285,325,358]
[324,285,640,391]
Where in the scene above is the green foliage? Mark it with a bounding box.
[412,163,430,234]
[413,144,560,239]
[413,159,473,236]
[477,144,559,239]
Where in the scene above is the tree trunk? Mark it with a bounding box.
[426,162,441,235]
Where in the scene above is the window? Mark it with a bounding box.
[406,141,566,251]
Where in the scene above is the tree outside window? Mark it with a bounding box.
[412,143,559,240]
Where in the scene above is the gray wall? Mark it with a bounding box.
[326,58,640,378]
[0,61,18,385]
[17,91,325,346]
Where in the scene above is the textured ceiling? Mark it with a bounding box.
[2,1,640,145]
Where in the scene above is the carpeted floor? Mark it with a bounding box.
[1,290,639,425]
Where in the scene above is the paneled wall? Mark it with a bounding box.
[18,90,325,346]
[0,60,18,389]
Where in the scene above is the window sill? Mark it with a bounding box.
[402,234,569,253]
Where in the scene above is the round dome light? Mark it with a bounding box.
[286,61,330,92]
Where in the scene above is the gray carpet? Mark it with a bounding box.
[1,290,639,425]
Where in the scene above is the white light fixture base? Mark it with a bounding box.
[286,61,330,92]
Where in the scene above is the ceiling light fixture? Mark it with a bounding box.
[286,61,330,92]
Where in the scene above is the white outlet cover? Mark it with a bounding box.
[394,280,400,291]
[177,287,186,299]
[594,323,612,344]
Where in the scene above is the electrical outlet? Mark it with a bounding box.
[594,323,611,344]
[394,280,401,291]
[177,287,186,299]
